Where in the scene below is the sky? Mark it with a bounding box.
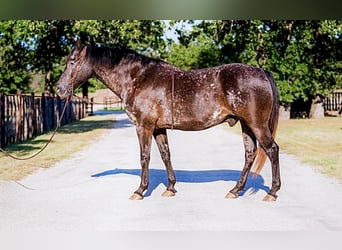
[163,20,202,43]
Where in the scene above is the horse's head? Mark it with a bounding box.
[56,40,92,99]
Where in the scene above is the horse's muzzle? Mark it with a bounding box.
[56,83,73,99]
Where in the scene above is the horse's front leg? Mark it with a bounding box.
[153,128,176,197]
[129,124,153,200]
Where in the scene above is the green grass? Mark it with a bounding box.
[229,117,342,182]
[0,112,116,181]
[277,117,342,181]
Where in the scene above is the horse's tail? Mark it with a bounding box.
[252,70,280,177]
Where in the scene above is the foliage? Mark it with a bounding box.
[0,21,31,93]
[166,32,220,70]
[73,20,166,57]
[0,20,166,94]
[0,20,341,104]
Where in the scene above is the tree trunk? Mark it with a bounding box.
[44,68,54,96]
[82,81,89,98]
[309,94,325,119]
[279,102,291,120]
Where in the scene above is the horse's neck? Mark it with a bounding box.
[92,61,142,103]
[91,55,173,106]
[92,64,125,100]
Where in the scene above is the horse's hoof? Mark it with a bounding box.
[262,194,277,202]
[225,192,238,199]
[129,193,143,200]
[161,190,175,197]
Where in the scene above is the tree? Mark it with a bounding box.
[0,21,31,93]
[166,32,220,70]
[0,20,167,95]
[27,20,76,94]
[73,20,166,56]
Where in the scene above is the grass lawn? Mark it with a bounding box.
[230,117,342,182]
[276,117,342,182]
[0,113,116,181]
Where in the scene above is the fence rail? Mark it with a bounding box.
[0,92,90,148]
[103,97,123,110]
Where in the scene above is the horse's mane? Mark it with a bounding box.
[85,46,166,68]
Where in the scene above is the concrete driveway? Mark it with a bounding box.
[1,111,342,232]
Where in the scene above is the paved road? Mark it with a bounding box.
[1,111,342,232]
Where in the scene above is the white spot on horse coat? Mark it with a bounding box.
[212,109,221,120]
[227,90,242,109]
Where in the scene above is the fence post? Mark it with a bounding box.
[90,97,94,116]
[52,96,56,129]
[31,92,37,137]
[0,92,5,148]
[41,93,46,132]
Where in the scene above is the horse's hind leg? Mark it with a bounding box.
[153,128,176,197]
[226,121,257,199]
[253,127,280,201]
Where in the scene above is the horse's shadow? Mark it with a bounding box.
[91,168,269,198]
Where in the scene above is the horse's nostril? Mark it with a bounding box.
[56,87,62,95]
[56,85,66,98]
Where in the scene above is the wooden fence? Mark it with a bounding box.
[0,92,89,148]
[324,90,342,112]
[103,97,123,110]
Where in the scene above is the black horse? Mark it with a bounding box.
[56,40,280,201]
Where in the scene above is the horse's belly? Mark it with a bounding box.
[173,109,229,131]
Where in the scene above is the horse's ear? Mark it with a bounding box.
[76,38,82,49]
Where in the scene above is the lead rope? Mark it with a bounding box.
[0,96,70,161]
[0,96,70,191]
[171,71,175,130]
